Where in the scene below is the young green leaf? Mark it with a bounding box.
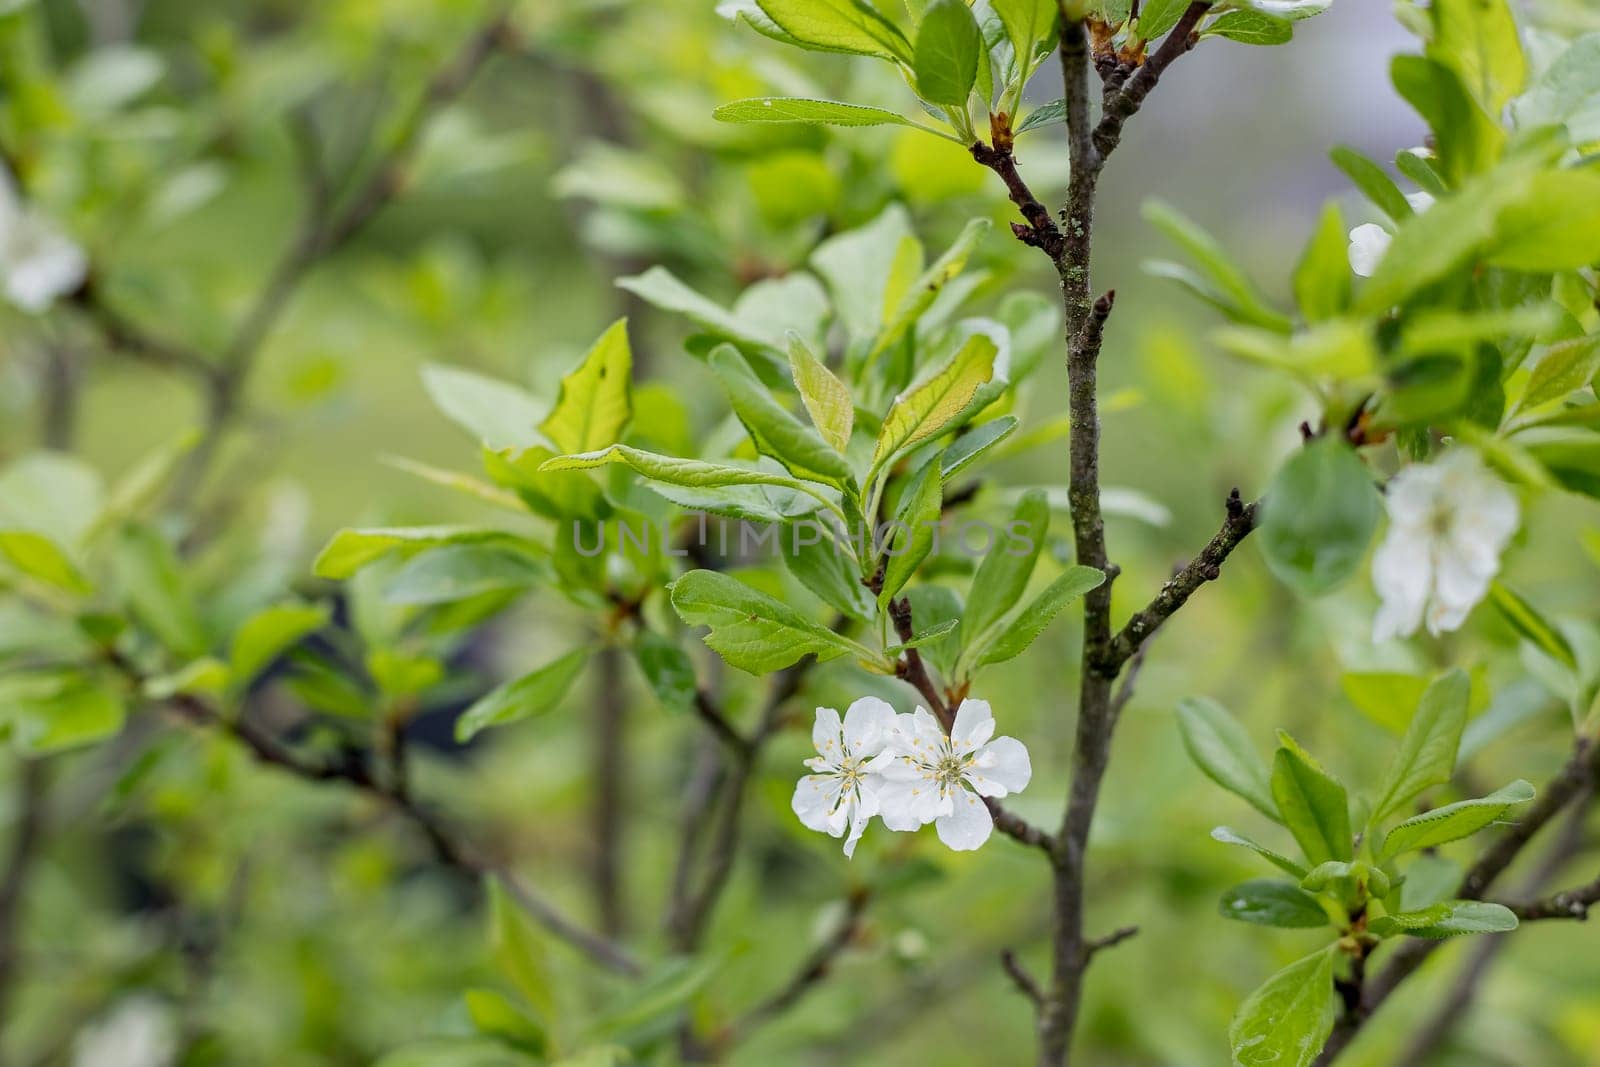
[957,489,1047,655]
[1329,146,1414,222]
[754,0,915,61]
[1515,336,1600,413]
[1485,170,1600,272]
[913,0,980,107]
[871,217,992,362]
[382,544,546,606]
[1488,581,1577,669]
[990,0,1055,69]
[1428,0,1525,114]
[871,333,996,472]
[879,457,944,606]
[538,318,632,455]
[1370,669,1469,823]
[229,602,331,692]
[421,364,548,450]
[314,526,537,580]
[1293,202,1351,323]
[1211,826,1308,878]
[1370,900,1518,939]
[1376,779,1535,860]
[941,416,1018,482]
[786,525,875,620]
[1271,733,1353,866]
[1219,880,1331,928]
[633,631,698,714]
[1014,98,1065,134]
[1228,946,1337,1067]
[1177,698,1280,822]
[485,878,556,1024]
[1143,200,1291,332]
[670,569,863,673]
[788,336,854,453]
[710,346,854,488]
[1258,438,1381,597]
[0,530,91,596]
[113,523,207,657]
[713,97,919,128]
[1137,0,1192,41]
[541,443,822,496]
[976,566,1105,667]
[455,649,589,742]
[1203,10,1293,45]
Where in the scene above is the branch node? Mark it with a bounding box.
[1001,948,1044,1005]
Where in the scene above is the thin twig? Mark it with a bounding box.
[0,759,49,1052]
[1001,948,1044,1005]
[724,888,873,1044]
[1085,924,1140,957]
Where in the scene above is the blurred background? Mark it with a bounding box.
[1,0,1598,1064]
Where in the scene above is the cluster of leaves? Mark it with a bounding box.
[715,0,1331,143]
[1144,0,1600,603]
[1179,671,1534,1065]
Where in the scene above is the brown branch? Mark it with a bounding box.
[1106,490,1262,671]
[0,759,49,1052]
[970,139,1064,261]
[1085,923,1140,956]
[1314,736,1600,1065]
[1001,948,1044,1005]
[155,686,640,976]
[592,645,630,937]
[724,887,872,1044]
[1509,873,1600,920]
[693,689,751,756]
[1092,3,1212,161]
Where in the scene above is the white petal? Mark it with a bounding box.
[950,698,995,752]
[792,774,843,833]
[1427,545,1494,635]
[842,695,897,756]
[842,799,873,858]
[1347,223,1391,277]
[811,706,843,760]
[935,788,994,851]
[966,736,1032,797]
[875,775,942,830]
[1371,526,1431,641]
[1404,190,1435,213]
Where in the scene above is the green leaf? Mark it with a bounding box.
[1293,203,1351,323]
[670,569,862,673]
[1143,201,1291,332]
[1511,31,1600,139]
[1330,146,1415,223]
[1488,581,1577,669]
[455,650,589,742]
[879,457,944,606]
[420,364,547,450]
[913,0,980,106]
[1272,733,1353,866]
[0,530,90,595]
[1517,337,1600,413]
[1177,698,1279,822]
[541,444,819,497]
[1341,671,1430,734]
[0,453,104,548]
[785,524,874,620]
[872,333,996,472]
[486,878,556,1024]
[871,217,992,363]
[1487,171,1600,273]
[1137,0,1191,40]
[1377,780,1535,860]
[990,0,1056,69]
[1258,439,1381,596]
[1228,946,1336,1067]
[941,417,1018,482]
[1210,826,1308,878]
[539,319,632,455]
[1219,880,1331,928]
[87,430,200,541]
[1203,10,1293,46]
[229,602,331,691]
[1428,0,1524,114]
[633,631,698,714]
[884,617,960,656]
[1370,669,1469,823]
[113,524,207,657]
[1395,148,1447,197]
[710,346,854,488]
[383,544,546,606]
[957,489,1047,655]
[462,988,546,1054]
[615,267,780,368]
[1014,98,1065,134]
[313,527,536,580]
[713,97,918,128]
[754,0,914,61]
[1391,55,1502,185]
[977,566,1105,666]
[788,336,854,453]
[1370,900,1518,939]
[0,670,126,755]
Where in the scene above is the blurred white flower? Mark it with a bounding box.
[0,171,87,313]
[1372,448,1519,641]
[874,699,1031,851]
[791,696,895,857]
[73,996,176,1067]
[1347,191,1435,278]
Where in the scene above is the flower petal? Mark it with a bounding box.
[875,776,942,831]
[935,788,994,851]
[792,774,843,834]
[811,706,843,761]
[1371,525,1431,641]
[951,698,996,752]
[1347,223,1391,278]
[842,800,872,858]
[967,736,1032,797]
[842,695,896,756]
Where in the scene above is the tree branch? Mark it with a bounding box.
[724,887,872,1045]
[0,759,49,1052]
[1092,3,1212,161]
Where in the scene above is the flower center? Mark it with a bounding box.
[934,754,967,788]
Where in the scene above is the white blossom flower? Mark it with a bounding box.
[1347,191,1435,278]
[0,171,87,313]
[73,996,177,1067]
[873,699,1031,852]
[1372,448,1519,641]
[791,696,895,857]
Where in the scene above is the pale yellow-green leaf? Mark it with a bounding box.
[787,336,854,452]
[538,318,633,454]
[872,333,997,470]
